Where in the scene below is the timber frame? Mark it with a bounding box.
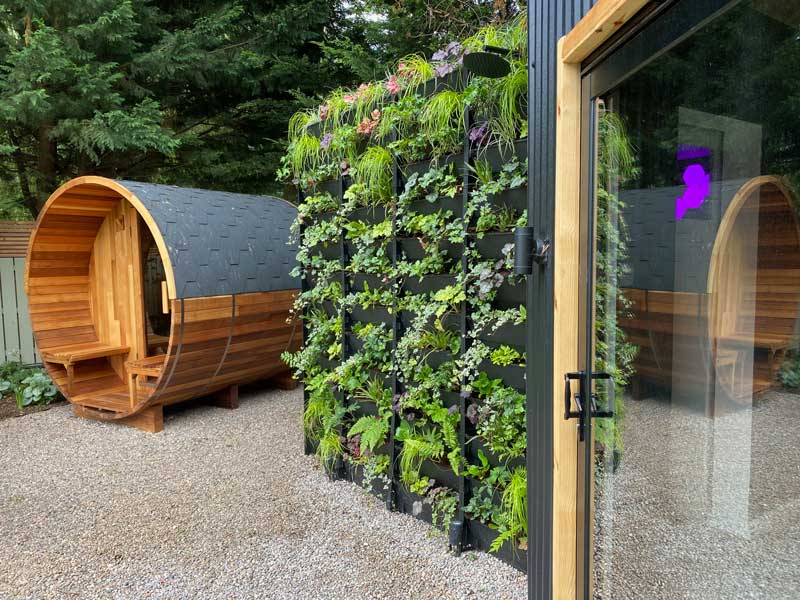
[552,1,657,598]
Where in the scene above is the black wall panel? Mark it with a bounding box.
[526,2,596,599]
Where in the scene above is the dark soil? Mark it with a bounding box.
[0,394,67,421]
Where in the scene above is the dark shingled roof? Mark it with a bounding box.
[116,180,298,299]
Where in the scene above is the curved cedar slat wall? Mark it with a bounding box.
[26,177,299,432]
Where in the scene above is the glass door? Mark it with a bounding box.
[579,1,800,598]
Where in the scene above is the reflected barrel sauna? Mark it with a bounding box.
[619,175,800,410]
[25,177,300,432]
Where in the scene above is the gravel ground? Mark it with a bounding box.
[0,385,526,600]
[593,389,800,600]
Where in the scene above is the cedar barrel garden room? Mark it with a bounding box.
[25,177,299,433]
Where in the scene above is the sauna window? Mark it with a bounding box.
[139,216,170,355]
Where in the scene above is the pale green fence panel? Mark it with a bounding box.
[0,257,38,364]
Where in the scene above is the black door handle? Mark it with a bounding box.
[564,371,614,441]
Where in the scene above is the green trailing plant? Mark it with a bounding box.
[354,146,393,201]
[594,109,640,455]
[779,345,800,388]
[395,420,445,487]
[420,90,465,158]
[490,467,527,552]
[427,486,458,537]
[490,345,525,368]
[361,453,391,494]
[316,400,352,475]
[470,377,526,460]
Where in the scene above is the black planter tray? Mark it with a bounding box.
[420,459,460,490]
[479,362,526,392]
[317,178,341,197]
[349,273,393,290]
[354,400,380,417]
[397,310,459,333]
[424,350,457,370]
[441,390,461,409]
[402,273,457,295]
[317,357,340,371]
[396,485,433,525]
[493,279,526,310]
[477,138,527,173]
[348,306,392,326]
[347,205,390,225]
[474,232,513,260]
[467,519,527,573]
[466,438,525,471]
[310,242,340,261]
[475,320,526,347]
[345,331,363,353]
[397,238,462,263]
[485,185,527,213]
[346,462,391,504]
[401,152,465,180]
[307,208,338,225]
[404,195,463,218]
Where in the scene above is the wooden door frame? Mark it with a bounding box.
[552,1,650,599]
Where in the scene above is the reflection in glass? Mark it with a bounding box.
[591,2,800,598]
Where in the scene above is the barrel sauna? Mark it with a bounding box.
[25,177,300,432]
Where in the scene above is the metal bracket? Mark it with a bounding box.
[513,226,551,274]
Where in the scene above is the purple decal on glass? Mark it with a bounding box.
[675,164,711,220]
[677,144,712,161]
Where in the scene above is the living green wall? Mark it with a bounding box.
[281,16,531,569]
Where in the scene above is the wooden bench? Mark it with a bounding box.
[125,355,166,407]
[41,343,130,394]
[718,332,789,377]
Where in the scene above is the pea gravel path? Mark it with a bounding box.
[0,385,526,600]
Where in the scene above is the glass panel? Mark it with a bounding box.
[592,2,800,598]
[139,216,170,356]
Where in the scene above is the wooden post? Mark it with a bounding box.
[272,371,298,390]
[211,384,239,409]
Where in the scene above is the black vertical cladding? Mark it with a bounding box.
[526,2,595,600]
[388,132,400,512]
[299,188,313,455]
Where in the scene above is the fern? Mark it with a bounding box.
[397,429,444,486]
[348,415,388,455]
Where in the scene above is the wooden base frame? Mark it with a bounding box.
[74,404,164,433]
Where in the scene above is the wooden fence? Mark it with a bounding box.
[0,222,38,364]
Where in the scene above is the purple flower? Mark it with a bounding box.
[469,123,489,145]
[445,41,462,57]
[432,50,447,61]
[466,403,479,425]
[434,62,456,78]
[320,133,333,150]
